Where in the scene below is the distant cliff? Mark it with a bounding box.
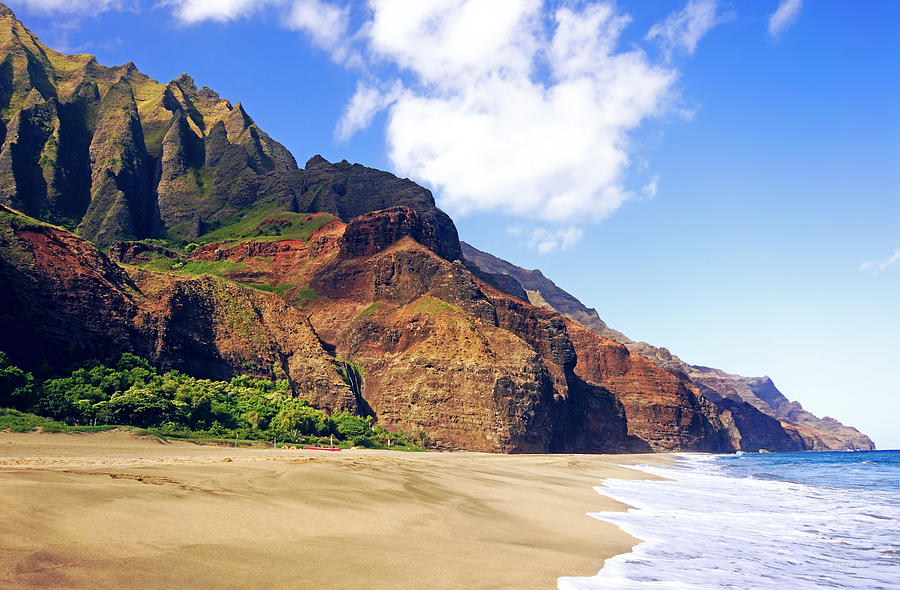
[461,241,875,451]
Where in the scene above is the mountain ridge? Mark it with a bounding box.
[0,4,461,258]
[461,241,874,451]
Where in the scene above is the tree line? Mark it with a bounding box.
[0,352,420,448]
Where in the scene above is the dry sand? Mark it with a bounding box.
[0,429,670,589]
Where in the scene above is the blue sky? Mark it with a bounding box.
[10,0,898,448]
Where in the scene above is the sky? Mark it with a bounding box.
[8,0,898,449]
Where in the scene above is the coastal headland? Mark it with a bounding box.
[0,430,668,589]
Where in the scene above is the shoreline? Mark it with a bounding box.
[0,429,671,589]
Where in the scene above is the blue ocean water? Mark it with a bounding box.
[558,451,900,590]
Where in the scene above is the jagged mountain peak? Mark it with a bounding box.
[305,154,329,167]
[172,72,196,90]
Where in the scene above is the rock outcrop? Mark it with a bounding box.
[339,206,455,261]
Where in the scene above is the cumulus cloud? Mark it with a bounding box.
[163,0,277,24]
[529,226,584,254]
[645,0,730,60]
[508,225,584,254]
[768,0,802,39]
[165,0,353,61]
[366,0,539,86]
[360,2,676,225]
[336,80,403,141]
[7,0,135,14]
[860,249,900,273]
[285,0,349,51]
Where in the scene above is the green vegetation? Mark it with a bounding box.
[199,207,335,246]
[0,352,421,450]
[354,302,381,321]
[336,358,366,386]
[0,409,117,433]
[131,254,247,278]
[145,207,335,264]
[179,259,247,276]
[131,252,180,273]
[413,296,458,315]
[292,284,319,307]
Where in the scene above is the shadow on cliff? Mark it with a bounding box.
[551,374,652,454]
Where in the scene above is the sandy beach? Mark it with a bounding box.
[0,430,669,589]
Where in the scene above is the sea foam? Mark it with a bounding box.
[558,452,900,590]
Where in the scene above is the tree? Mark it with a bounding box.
[0,352,36,410]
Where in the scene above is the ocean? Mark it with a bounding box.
[558,450,900,590]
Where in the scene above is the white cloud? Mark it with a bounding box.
[367,0,540,87]
[336,80,402,141]
[165,0,353,61]
[163,0,277,24]
[860,249,900,273]
[286,0,349,52]
[768,0,802,39]
[7,0,134,14]
[645,0,730,60]
[507,225,583,254]
[642,175,659,199]
[528,226,584,254]
[369,2,676,224]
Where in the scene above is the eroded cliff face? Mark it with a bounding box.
[566,323,731,452]
[2,198,864,454]
[0,9,298,244]
[686,367,873,450]
[461,241,875,451]
[0,205,354,410]
[120,205,739,452]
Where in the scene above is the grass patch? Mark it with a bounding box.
[0,409,117,433]
[292,285,319,307]
[354,302,381,321]
[198,207,334,245]
[412,296,457,315]
[133,256,246,278]
[132,252,180,273]
[179,259,247,277]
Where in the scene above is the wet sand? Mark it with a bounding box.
[0,430,669,589]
